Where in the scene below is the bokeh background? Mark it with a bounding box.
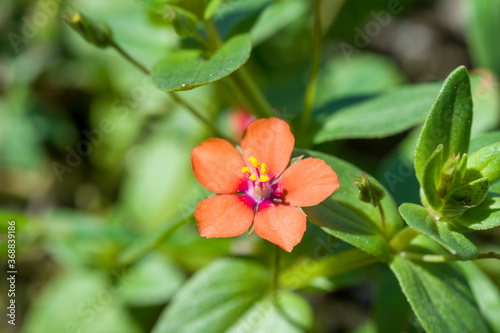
[1,0,500,332]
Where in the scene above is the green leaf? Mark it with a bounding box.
[135,0,171,13]
[204,0,225,19]
[117,207,198,266]
[280,248,378,290]
[151,258,312,333]
[444,177,489,207]
[421,144,444,211]
[121,254,185,306]
[23,271,141,333]
[399,203,478,260]
[469,72,500,136]
[224,291,313,333]
[454,193,500,230]
[464,141,500,184]
[374,270,411,333]
[465,0,500,79]
[314,53,405,107]
[152,34,252,92]
[415,66,473,184]
[390,255,489,333]
[313,82,442,143]
[300,150,403,259]
[459,261,500,332]
[250,0,308,45]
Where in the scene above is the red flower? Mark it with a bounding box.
[229,107,256,141]
[191,117,339,252]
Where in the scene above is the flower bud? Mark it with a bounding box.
[65,10,113,48]
[438,153,468,197]
[162,5,198,38]
[353,172,385,207]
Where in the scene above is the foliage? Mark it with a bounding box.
[2,0,500,333]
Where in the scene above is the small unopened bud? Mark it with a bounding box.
[65,10,113,48]
[353,172,386,207]
[165,5,198,38]
[438,153,468,196]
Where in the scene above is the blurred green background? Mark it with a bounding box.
[1,0,500,332]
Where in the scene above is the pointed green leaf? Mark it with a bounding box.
[374,271,411,333]
[464,141,500,184]
[454,193,500,230]
[224,291,313,333]
[459,261,500,332]
[415,66,473,184]
[204,0,225,19]
[152,34,252,92]
[250,0,308,45]
[121,254,185,306]
[299,150,403,259]
[151,258,313,333]
[399,203,478,260]
[313,82,442,143]
[422,144,444,211]
[465,0,500,79]
[390,255,489,333]
[280,248,378,290]
[445,177,489,207]
[23,271,141,333]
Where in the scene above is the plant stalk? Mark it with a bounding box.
[203,20,274,118]
[111,41,233,142]
[301,0,323,133]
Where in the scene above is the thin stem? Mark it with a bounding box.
[377,203,387,237]
[478,252,500,260]
[203,20,274,118]
[301,0,322,133]
[229,68,274,118]
[272,245,281,294]
[111,42,149,75]
[400,251,500,263]
[389,226,419,252]
[168,93,235,143]
[194,33,211,50]
[111,40,234,143]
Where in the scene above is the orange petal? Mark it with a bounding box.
[254,202,306,252]
[191,138,247,194]
[195,194,255,238]
[241,118,294,178]
[278,158,339,207]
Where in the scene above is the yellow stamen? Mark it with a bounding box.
[260,163,268,175]
[259,174,270,183]
[241,167,251,174]
[249,174,257,181]
[72,13,81,23]
[249,156,260,168]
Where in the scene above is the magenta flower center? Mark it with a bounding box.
[240,156,281,205]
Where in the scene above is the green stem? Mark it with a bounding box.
[203,19,223,49]
[229,68,274,118]
[301,0,322,133]
[111,40,234,143]
[168,93,235,143]
[117,216,191,268]
[203,20,274,118]
[272,245,281,294]
[389,226,419,252]
[400,251,500,263]
[377,203,387,238]
[111,41,150,75]
[280,248,379,290]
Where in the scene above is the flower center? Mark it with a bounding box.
[241,156,273,202]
